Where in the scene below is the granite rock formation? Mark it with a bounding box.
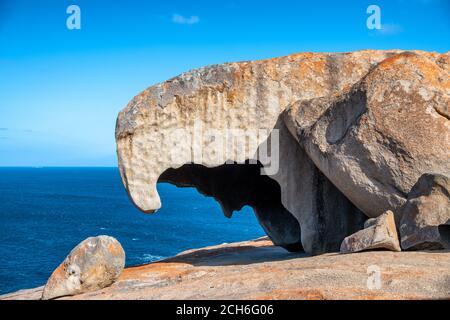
[400,173,450,250]
[284,52,450,222]
[2,238,450,300]
[340,210,401,253]
[41,236,125,300]
[115,50,449,255]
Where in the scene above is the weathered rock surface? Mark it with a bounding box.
[2,238,449,300]
[341,210,401,253]
[400,173,450,250]
[41,236,125,300]
[284,51,450,223]
[115,50,450,255]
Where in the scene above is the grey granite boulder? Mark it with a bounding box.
[42,236,125,300]
[284,52,450,223]
[340,210,401,253]
[400,173,450,250]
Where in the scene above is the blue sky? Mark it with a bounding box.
[0,0,449,166]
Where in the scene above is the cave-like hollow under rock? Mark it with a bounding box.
[158,161,303,252]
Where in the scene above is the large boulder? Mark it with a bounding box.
[116,50,449,255]
[400,173,450,250]
[284,51,450,222]
[42,236,125,300]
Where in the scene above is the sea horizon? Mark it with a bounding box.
[0,167,265,295]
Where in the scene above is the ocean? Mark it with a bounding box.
[0,167,264,295]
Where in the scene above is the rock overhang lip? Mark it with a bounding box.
[125,186,162,214]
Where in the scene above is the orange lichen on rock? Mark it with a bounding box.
[2,237,449,300]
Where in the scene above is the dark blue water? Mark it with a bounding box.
[0,167,264,295]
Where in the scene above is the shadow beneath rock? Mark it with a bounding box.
[161,242,307,267]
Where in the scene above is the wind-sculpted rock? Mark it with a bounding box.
[116,50,449,255]
[42,236,125,300]
[284,51,450,222]
[340,210,401,253]
[400,173,450,250]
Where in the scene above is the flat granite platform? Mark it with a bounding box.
[2,238,449,300]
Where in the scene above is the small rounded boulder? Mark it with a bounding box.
[42,235,125,300]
